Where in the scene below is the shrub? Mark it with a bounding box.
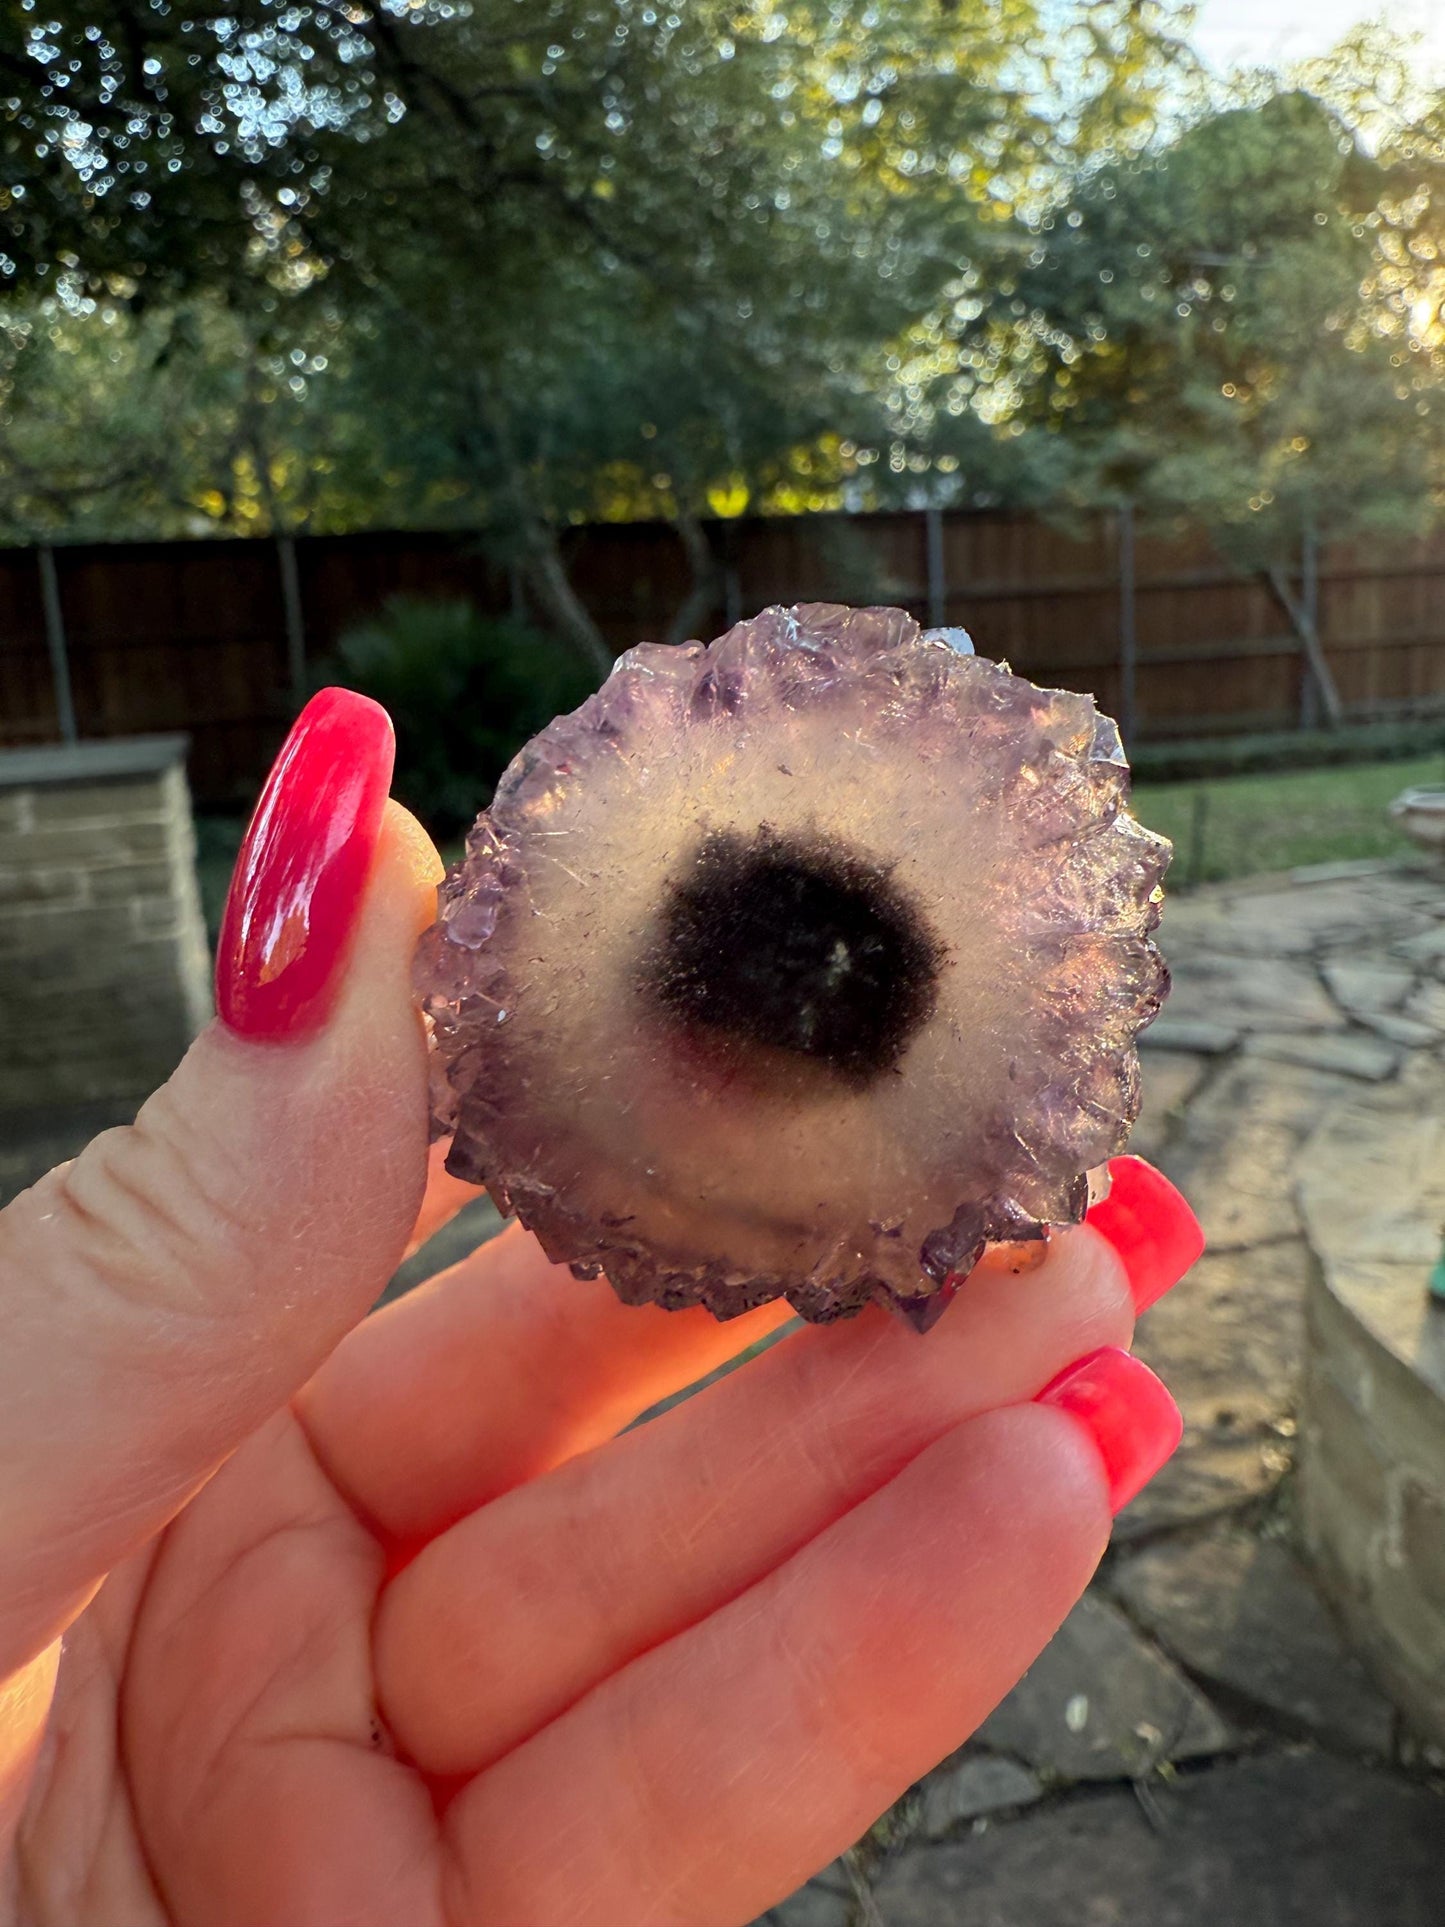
[327,597,600,839]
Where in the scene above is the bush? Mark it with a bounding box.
[327,597,600,839]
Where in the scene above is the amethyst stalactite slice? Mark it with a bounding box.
[413,603,1171,1329]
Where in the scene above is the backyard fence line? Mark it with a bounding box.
[4,506,1445,807]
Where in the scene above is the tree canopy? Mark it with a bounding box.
[949,50,1445,556]
[2,1,1442,651]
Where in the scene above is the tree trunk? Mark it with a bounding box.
[521,525,613,676]
[665,508,724,646]
[1265,556,1342,727]
[468,372,612,677]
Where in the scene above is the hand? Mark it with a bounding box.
[0,693,1198,1927]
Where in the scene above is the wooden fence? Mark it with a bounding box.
[4,508,1445,807]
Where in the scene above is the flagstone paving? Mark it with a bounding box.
[756,859,1445,1927]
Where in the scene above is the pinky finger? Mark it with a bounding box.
[442,1355,1179,1927]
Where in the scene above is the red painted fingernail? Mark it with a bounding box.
[1087,1156,1204,1313]
[215,688,394,1040]
[1036,1345,1182,1515]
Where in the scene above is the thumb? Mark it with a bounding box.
[0,691,441,1678]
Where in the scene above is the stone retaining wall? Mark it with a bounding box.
[0,737,211,1113]
[1297,1077,1445,1750]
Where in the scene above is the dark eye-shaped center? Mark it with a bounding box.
[640,827,944,1087]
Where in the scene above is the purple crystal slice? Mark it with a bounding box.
[413,603,1170,1327]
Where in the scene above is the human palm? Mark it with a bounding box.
[13,1190,1142,1927]
[1,799,1186,1927]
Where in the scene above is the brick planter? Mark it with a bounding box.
[0,737,211,1113]
[1297,1075,1445,1749]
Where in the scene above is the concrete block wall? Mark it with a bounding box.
[1299,1267,1445,1751]
[0,738,212,1112]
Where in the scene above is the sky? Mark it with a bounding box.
[1189,0,1445,79]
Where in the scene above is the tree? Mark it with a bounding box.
[2,0,1185,659]
[942,62,1445,553]
[0,292,392,542]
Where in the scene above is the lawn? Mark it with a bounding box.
[1132,753,1445,888]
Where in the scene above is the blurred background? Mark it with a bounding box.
[2,3,1444,1922]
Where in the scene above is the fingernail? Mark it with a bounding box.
[216,688,394,1040]
[1035,1345,1182,1515]
[1086,1156,1204,1313]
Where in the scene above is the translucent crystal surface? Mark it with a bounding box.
[413,603,1171,1329]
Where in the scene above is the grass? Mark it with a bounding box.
[191,751,1445,937]
[1133,752,1445,888]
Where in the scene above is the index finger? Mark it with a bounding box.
[297,1223,795,1543]
[375,1219,1137,1777]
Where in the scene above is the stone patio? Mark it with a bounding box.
[758,858,1445,1927]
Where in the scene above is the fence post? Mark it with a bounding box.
[277,534,307,703]
[1117,501,1138,744]
[1186,787,1210,889]
[925,505,947,628]
[37,544,78,745]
